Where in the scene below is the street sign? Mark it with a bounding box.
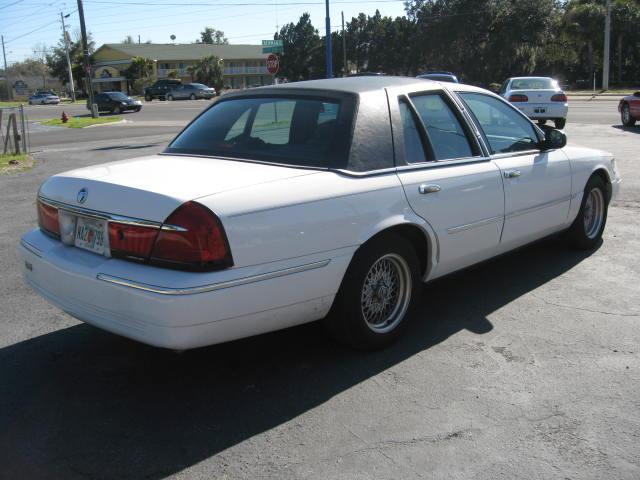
[266,54,279,75]
[262,46,283,54]
[262,39,283,47]
[262,39,283,54]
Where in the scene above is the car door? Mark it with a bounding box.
[95,94,107,111]
[457,92,572,251]
[388,86,505,279]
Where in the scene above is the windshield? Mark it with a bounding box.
[510,78,557,90]
[166,96,352,169]
[108,92,129,100]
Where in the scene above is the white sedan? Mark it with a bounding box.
[500,76,568,129]
[28,92,61,105]
[20,77,620,350]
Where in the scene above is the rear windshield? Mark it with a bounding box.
[166,96,352,169]
[510,78,556,90]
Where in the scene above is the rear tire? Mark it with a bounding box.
[113,105,121,114]
[567,175,608,250]
[621,103,636,127]
[190,93,196,100]
[324,233,421,350]
[554,118,566,129]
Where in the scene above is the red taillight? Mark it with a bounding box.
[150,201,232,271]
[108,222,158,261]
[551,93,568,102]
[37,200,60,237]
[508,94,528,102]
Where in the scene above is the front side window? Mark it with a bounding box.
[459,92,539,154]
[167,96,351,168]
[409,93,475,160]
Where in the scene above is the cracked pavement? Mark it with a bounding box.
[0,99,638,479]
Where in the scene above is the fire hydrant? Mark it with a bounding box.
[61,111,69,123]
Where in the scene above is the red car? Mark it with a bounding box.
[619,92,640,127]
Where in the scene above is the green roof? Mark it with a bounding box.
[98,43,268,61]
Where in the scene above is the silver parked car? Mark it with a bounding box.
[28,92,60,105]
[166,83,216,101]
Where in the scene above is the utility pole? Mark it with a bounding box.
[341,11,347,77]
[602,0,611,90]
[61,12,76,101]
[1,35,11,101]
[138,34,141,44]
[77,0,97,117]
[324,0,333,78]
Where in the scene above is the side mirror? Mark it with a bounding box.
[540,128,567,150]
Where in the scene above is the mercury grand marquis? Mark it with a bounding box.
[20,77,621,350]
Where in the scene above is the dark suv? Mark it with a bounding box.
[144,79,182,101]
[87,92,142,113]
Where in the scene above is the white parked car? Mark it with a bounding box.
[28,92,61,105]
[500,76,568,129]
[20,77,620,351]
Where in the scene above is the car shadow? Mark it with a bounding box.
[0,237,597,479]
[613,124,640,133]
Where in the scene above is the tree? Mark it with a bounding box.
[275,13,321,80]
[123,56,154,94]
[122,35,135,44]
[31,43,50,89]
[190,55,224,90]
[47,31,95,94]
[199,27,228,45]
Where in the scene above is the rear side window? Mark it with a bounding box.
[167,96,352,168]
[409,93,475,160]
[398,101,427,163]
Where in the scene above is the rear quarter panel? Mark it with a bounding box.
[198,171,434,270]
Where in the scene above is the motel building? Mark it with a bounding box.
[91,43,273,92]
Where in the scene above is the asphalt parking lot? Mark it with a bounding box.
[0,98,638,479]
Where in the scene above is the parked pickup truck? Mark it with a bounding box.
[144,79,182,101]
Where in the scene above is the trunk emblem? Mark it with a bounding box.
[77,188,88,204]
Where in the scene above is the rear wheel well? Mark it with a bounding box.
[364,224,430,277]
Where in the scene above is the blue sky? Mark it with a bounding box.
[1,0,407,64]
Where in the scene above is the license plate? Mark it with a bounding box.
[75,216,107,255]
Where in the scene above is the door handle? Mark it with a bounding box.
[418,184,441,194]
[504,170,521,178]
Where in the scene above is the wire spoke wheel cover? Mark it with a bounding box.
[360,253,412,334]
[583,187,604,239]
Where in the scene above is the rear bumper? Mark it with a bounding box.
[515,103,568,119]
[20,229,353,349]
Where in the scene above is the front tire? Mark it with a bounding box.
[145,94,152,102]
[567,175,609,250]
[167,94,173,101]
[190,93,196,100]
[113,105,121,114]
[554,118,566,129]
[621,103,636,127]
[325,233,421,350]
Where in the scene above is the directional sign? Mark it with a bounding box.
[262,46,283,54]
[266,54,279,75]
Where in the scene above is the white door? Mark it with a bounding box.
[458,92,572,249]
[389,89,505,278]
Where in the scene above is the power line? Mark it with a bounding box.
[85,0,405,5]
[0,0,25,10]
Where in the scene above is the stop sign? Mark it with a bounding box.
[266,54,279,75]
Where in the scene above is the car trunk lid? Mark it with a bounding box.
[39,154,319,222]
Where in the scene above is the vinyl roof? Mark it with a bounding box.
[97,43,267,61]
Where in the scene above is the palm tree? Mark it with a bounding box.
[191,55,224,91]
[123,56,154,94]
